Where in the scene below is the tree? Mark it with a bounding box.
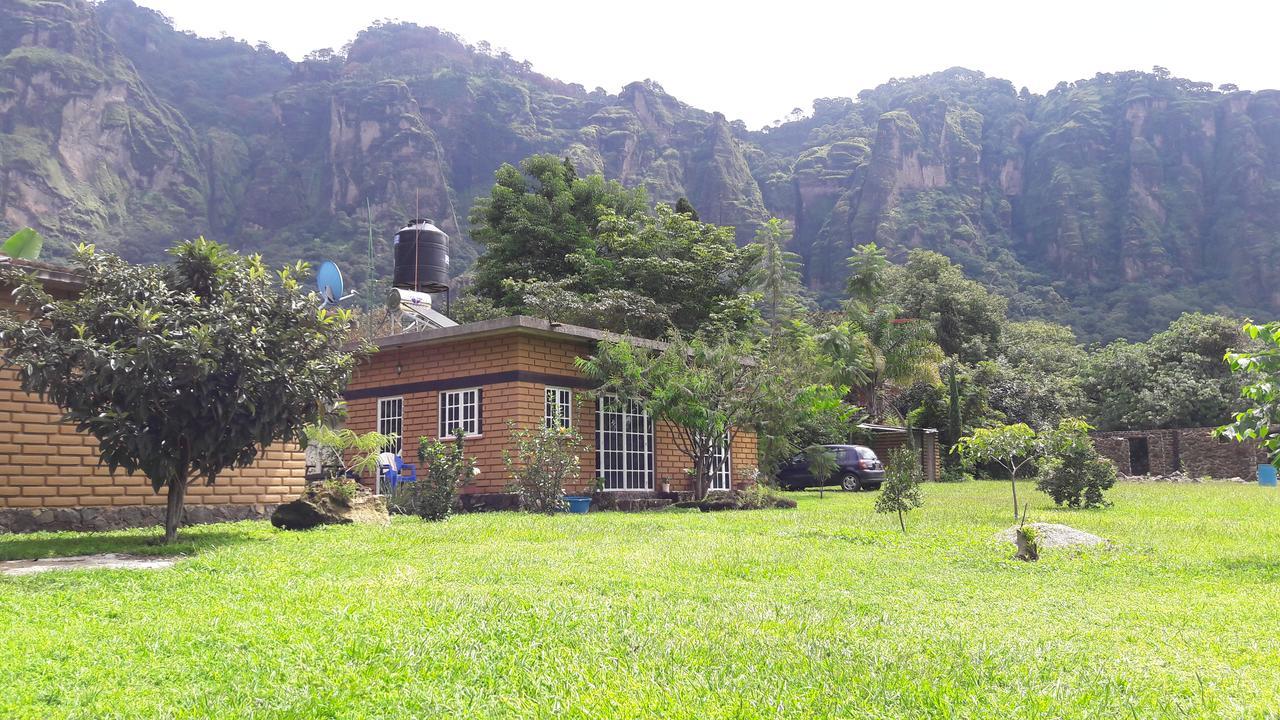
[803,444,838,499]
[822,306,943,421]
[1081,313,1244,430]
[1036,419,1117,508]
[0,240,360,542]
[746,218,805,336]
[674,196,699,220]
[953,424,1039,519]
[876,446,924,531]
[1218,320,1280,463]
[845,242,889,306]
[577,334,770,499]
[886,249,1008,363]
[469,154,647,308]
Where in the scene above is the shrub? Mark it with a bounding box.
[735,482,794,510]
[504,423,586,514]
[1036,419,1117,509]
[876,446,924,531]
[308,477,359,504]
[389,428,476,521]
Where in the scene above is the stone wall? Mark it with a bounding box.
[0,503,277,533]
[1090,428,1266,479]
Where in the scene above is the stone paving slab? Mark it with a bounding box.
[0,553,179,576]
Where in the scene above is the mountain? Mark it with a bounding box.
[3,0,1279,341]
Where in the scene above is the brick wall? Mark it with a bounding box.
[0,292,306,530]
[345,330,760,495]
[867,430,941,481]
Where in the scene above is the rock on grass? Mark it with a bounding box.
[995,522,1107,549]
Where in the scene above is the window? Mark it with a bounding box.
[439,388,481,437]
[376,397,403,495]
[545,387,573,430]
[709,434,732,491]
[596,395,654,490]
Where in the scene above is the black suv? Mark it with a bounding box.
[776,445,885,491]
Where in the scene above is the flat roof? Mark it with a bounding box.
[368,315,668,352]
[0,257,84,292]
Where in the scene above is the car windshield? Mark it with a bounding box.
[856,447,878,461]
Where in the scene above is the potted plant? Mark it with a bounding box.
[565,477,604,514]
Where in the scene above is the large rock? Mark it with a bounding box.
[995,522,1107,550]
[271,490,389,530]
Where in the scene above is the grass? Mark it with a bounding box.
[1,482,1278,719]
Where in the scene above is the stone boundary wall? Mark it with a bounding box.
[1091,428,1266,479]
[0,503,277,533]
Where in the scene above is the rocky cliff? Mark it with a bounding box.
[3,1,1280,341]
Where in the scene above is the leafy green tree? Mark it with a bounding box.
[0,240,360,543]
[885,250,1008,363]
[469,154,647,307]
[1217,320,1280,463]
[746,218,806,336]
[577,334,772,499]
[674,196,700,220]
[1036,419,1117,508]
[1081,313,1244,429]
[845,242,889,306]
[876,446,924,531]
[953,423,1039,519]
[803,444,839,498]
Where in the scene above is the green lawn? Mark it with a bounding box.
[1,482,1278,719]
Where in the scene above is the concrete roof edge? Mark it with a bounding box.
[369,315,669,351]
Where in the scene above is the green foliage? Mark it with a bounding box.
[886,249,1008,363]
[1080,313,1245,430]
[1,228,43,260]
[1217,320,1280,464]
[301,424,396,480]
[953,423,1039,518]
[390,428,477,521]
[1036,418,1117,508]
[876,446,925,531]
[746,218,806,334]
[308,476,359,504]
[0,239,359,542]
[504,423,587,514]
[803,445,839,497]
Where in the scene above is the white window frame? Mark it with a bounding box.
[545,386,573,430]
[710,433,732,491]
[595,394,654,491]
[376,397,404,495]
[439,387,481,438]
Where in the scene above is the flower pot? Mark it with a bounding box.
[564,495,593,514]
[660,482,671,494]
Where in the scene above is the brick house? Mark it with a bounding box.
[0,260,305,533]
[342,316,759,498]
[1091,428,1266,478]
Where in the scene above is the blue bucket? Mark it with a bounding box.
[1259,464,1278,487]
[564,496,593,514]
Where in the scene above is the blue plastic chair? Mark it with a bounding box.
[378,452,417,493]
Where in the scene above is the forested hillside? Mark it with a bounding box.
[3,0,1279,340]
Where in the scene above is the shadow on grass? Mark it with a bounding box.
[0,524,268,562]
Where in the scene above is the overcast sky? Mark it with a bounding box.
[138,0,1278,129]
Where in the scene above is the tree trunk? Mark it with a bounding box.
[898,508,906,533]
[1009,471,1019,520]
[164,477,188,544]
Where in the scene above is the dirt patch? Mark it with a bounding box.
[0,553,179,576]
[995,523,1107,550]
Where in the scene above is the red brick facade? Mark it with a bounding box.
[0,267,305,531]
[343,318,759,495]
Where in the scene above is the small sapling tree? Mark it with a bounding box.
[1218,320,1280,461]
[876,446,924,531]
[803,444,839,498]
[953,423,1039,519]
[0,240,360,543]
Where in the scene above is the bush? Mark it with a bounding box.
[389,428,477,521]
[504,423,586,514]
[938,465,971,483]
[308,477,358,504]
[1036,419,1117,508]
[735,482,795,510]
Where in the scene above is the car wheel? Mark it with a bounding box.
[840,473,861,492]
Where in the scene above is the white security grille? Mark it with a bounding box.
[595,395,654,490]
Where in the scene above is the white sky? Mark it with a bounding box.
[137,0,1278,129]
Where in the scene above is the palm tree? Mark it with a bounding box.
[819,305,943,421]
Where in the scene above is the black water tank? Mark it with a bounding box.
[392,219,450,293]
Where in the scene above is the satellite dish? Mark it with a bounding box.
[317,261,354,306]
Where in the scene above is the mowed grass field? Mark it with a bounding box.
[1,482,1278,719]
